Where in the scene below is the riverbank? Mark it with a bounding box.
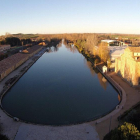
[93,64,140,140]
[0,45,42,81]
[80,57,140,139]
[0,47,47,139]
[0,46,140,140]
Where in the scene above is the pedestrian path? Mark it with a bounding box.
[14,123,99,140]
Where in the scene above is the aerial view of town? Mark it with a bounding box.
[0,0,140,140]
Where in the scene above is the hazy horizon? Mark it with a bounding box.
[1,32,140,36]
[1,0,140,36]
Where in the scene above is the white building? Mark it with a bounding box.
[102,65,107,73]
[101,40,128,47]
[100,40,128,61]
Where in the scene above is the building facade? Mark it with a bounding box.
[115,47,140,86]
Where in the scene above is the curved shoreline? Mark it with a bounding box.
[0,52,125,127]
[0,47,130,140]
[0,48,47,115]
[90,71,126,124]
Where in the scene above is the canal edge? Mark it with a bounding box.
[0,47,47,118]
[0,47,126,127]
[90,65,126,124]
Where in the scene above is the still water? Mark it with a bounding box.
[2,42,119,125]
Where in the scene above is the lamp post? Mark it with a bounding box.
[109,116,112,132]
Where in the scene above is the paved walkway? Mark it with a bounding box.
[14,123,99,140]
[95,72,140,140]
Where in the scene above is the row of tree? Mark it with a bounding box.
[0,37,32,47]
[63,34,110,64]
[3,33,138,65]
[0,33,111,66]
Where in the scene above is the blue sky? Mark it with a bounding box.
[0,0,140,35]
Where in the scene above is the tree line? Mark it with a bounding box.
[0,37,32,47]
[1,33,140,64]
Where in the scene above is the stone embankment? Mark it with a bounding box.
[0,47,47,105]
[0,47,47,139]
[92,63,140,140]
[0,47,46,111]
[96,64,122,98]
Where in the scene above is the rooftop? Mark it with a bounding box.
[0,45,41,74]
[110,49,125,60]
[101,40,116,43]
[0,53,28,74]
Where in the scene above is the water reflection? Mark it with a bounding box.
[46,41,78,53]
[46,40,109,90]
[46,46,59,53]
[2,41,119,125]
[97,73,108,90]
[66,45,78,53]
[118,94,121,102]
[85,60,95,77]
[46,41,62,53]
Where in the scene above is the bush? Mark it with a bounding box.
[94,58,100,64]
[104,122,140,140]
[124,110,137,122]
[0,134,9,140]
[124,110,140,131]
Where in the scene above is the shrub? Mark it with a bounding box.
[124,110,140,131]
[0,134,9,140]
[94,58,100,64]
[104,122,140,140]
[124,110,137,122]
